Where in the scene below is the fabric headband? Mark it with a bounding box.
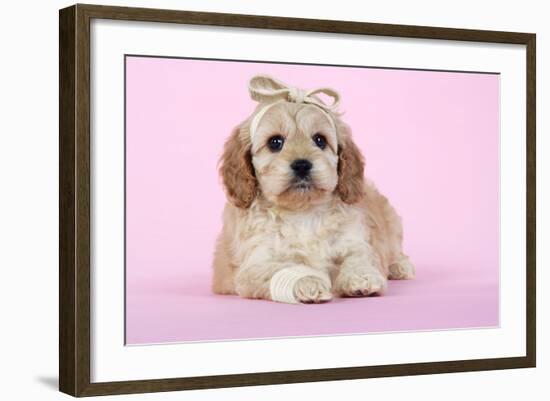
[248,75,341,141]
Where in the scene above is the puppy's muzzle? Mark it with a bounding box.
[291,159,313,179]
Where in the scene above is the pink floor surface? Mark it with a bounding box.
[126,264,499,344]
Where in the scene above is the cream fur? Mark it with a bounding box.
[213,94,415,304]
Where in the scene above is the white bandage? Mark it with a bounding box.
[269,265,331,304]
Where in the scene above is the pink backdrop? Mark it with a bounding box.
[125,56,499,344]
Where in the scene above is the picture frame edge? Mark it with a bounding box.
[59,4,77,397]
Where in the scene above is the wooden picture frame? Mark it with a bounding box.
[59,3,536,397]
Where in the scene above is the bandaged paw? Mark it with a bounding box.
[269,265,332,304]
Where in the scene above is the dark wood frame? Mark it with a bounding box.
[59,3,536,397]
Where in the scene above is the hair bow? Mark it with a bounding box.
[247,75,341,140]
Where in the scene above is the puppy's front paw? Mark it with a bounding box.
[388,256,415,280]
[294,276,333,304]
[269,266,332,304]
[334,270,387,297]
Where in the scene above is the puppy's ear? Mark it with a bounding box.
[335,122,366,204]
[219,125,258,208]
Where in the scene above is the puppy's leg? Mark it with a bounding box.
[333,246,387,297]
[235,262,332,304]
[361,182,415,281]
[212,235,237,295]
[388,254,416,280]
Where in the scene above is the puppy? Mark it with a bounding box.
[212,75,414,304]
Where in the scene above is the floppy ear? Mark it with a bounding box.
[335,122,366,204]
[219,125,258,208]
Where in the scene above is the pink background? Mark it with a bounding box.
[125,56,499,344]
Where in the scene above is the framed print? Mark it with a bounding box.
[59,3,536,397]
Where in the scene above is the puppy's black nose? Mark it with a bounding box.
[291,159,313,178]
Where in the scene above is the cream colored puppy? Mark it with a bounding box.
[213,75,414,304]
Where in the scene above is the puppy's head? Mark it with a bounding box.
[220,76,365,209]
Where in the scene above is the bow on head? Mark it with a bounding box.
[247,75,341,140]
[249,75,340,111]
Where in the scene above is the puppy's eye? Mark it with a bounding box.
[267,135,285,152]
[313,133,327,150]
